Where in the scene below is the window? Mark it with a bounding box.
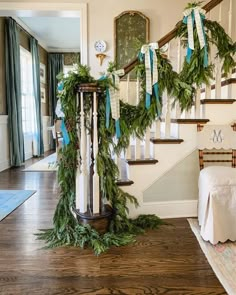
[20,46,36,135]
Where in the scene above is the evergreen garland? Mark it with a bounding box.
[37,4,235,254]
[176,2,235,110]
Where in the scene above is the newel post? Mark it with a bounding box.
[74,83,112,234]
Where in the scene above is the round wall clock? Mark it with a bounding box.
[94,40,107,53]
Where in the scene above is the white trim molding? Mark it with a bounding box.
[131,200,198,219]
[0,2,88,65]
[0,115,10,172]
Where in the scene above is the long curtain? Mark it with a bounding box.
[30,37,44,156]
[5,18,24,166]
[48,54,64,124]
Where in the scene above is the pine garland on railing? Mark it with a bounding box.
[176,1,235,109]
[37,1,235,255]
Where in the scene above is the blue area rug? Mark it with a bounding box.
[0,190,36,221]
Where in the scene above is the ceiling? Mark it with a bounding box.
[19,16,80,52]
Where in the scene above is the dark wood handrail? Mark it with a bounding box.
[122,0,224,76]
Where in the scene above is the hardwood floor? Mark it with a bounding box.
[0,155,226,295]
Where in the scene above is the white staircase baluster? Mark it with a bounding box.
[136,76,140,105]
[205,10,212,102]
[126,73,130,103]
[177,38,181,74]
[126,141,131,159]
[165,44,172,138]
[215,59,222,99]
[135,138,142,159]
[145,127,151,159]
[165,95,171,138]
[78,92,88,213]
[215,3,222,100]
[175,38,182,119]
[87,109,92,203]
[76,93,81,210]
[155,120,161,138]
[114,154,122,180]
[92,92,100,214]
[195,88,201,118]
[205,83,212,100]
[185,109,191,119]
[226,0,233,98]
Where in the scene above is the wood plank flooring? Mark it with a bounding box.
[0,154,226,295]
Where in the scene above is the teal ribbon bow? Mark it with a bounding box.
[139,43,161,116]
[57,81,64,92]
[98,75,121,139]
[183,7,208,68]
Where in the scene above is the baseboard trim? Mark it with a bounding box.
[137,200,198,219]
[0,159,10,172]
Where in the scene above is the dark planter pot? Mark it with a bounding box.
[74,204,113,234]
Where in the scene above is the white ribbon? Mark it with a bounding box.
[55,99,65,118]
[141,42,159,95]
[108,69,124,121]
[183,7,206,50]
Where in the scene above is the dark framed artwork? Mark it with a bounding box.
[114,11,150,78]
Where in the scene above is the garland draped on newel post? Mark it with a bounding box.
[55,81,70,146]
[183,6,208,67]
[139,43,161,116]
[99,69,124,138]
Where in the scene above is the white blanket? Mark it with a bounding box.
[198,166,236,244]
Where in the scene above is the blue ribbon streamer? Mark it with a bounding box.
[153,83,161,116]
[61,119,70,146]
[144,49,155,110]
[150,49,154,74]
[115,119,121,139]
[200,14,208,68]
[106,88,111,129]
[146,93,151,109]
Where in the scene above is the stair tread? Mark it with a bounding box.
[126,158,158,165]
[116,179,134,186]
[201,99,236,104]
[150,138,184,144]
[171,119,210,124]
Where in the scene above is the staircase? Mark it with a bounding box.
[115,0,236,218]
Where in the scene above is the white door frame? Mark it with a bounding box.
[0,2,88,64]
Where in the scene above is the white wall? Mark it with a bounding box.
[143,150,200,203]
[0,115,10,171]
[87,0,189,77]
